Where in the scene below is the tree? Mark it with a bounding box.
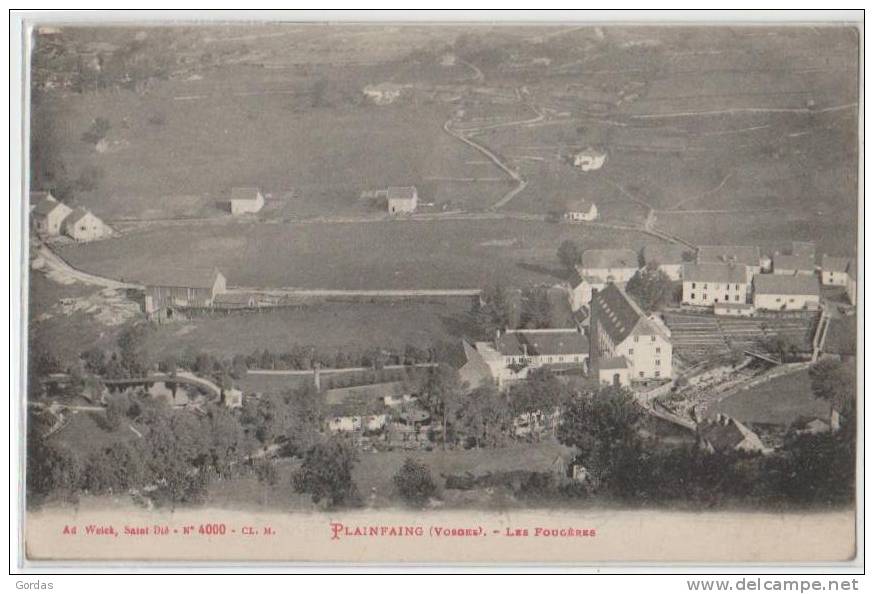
[421,365,464,449]
[292,438,360,508]
[27,433,83,500]
[103,394,129,431]
[456,383,511,448]
[809,359,856,421]
[521,288,552,329]
[557,386,644,490]
[393,458,437,507]
[624,262,674,313]
[117,324,151,376]
[509,367,567,417]
[475,283,521,335]
[557,240,582,272]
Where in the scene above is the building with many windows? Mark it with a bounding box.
[681,262,748,307]
[752,274,820,311]
[589,283,672,384]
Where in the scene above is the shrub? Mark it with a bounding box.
[393,458,437,507]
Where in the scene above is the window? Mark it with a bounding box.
[691,293,695,300]
[735,295,740,301]
[655,347,661,354]
[736,284,740,291]
[634,336,639,343]
[703,284,708,289]
[628,349,634,355]
[691,282,696,289]
[639,372,644,378]
[655,371,661,378]
[655,360,661,366]
[651,336,656,342]
[724,294,729,301]
[776,297,782,302]
[789,298,795,303]
[703,294,708,301]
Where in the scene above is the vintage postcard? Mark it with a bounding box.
[15,14,862,567]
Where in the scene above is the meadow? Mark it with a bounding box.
[58,219,658,289]
[706,370,831,426]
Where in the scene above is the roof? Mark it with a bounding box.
[591,283,667,344]
[643,244,690,266]
[772,254,815,272]
[580,248,639,270]
[821,255,852,273]
[213,292,254,305]
[496,329,588,357]
[753,273,820,296]
[697,245,761,268]
[323,381,408,406]
[683,262,747,284]
[63,207,93,226]
[144,267,224,290]
[32,194,66,216]
[699,415,763,452]
[230,187,262,202]
[599,356,629,370]
[386,186,417,201]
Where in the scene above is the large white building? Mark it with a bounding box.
[752,274,820,311]
[590,283,672,384]
[578,248,639,285]
[461,328,589,388]
[681,262,748,307]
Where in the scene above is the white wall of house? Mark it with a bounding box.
[64,212,109,241]
[598,366,631,387]
[658,263,684,281]
[753,292,820,311]
[822,270,849,287]
[774,267,815,276]
[565,204,598,222]
[388,197,417,214]
[230,191,265,215]
[614,333,673,380]
[682,280,748,306]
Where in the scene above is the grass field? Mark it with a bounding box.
[707,370,831,426]
[58,219,657,289]
[143,300,472,360]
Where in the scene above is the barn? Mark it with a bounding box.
[61,207,111,241]
[143,268,227,318]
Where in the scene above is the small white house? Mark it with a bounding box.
[229,187,265,215]
[387,186,418,214]
[642,244,689,281]
[752,274,820,311]
[31,192,73,236]
[821,255,853,287]
[598,355,631,387]
[61,207,111,241]
[363,83,402,105]
[573,148,607,171]
[714,302,756,317]
[564,199,599,222]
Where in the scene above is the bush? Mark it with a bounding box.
[393,458,437,507]
[292,438,361,508]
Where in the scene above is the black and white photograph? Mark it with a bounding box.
[11,11,863,569]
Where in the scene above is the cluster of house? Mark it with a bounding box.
[461,282,673,389]
[30,191,111,242]
[558,241,856,319]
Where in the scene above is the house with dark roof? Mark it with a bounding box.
[143,268,227,318]
[228,187,265,215]
[698,414,768,454]
[578,248,639,284]
[590,283,672,384]
[642,244,690,281]
[61,207,111,241]
[752,273,820,311]
[31,191,73,236]
[697,245,762,284]
[821,255,853,287]
[681,262,748,307]
[466,328,589,387]
[386,186,418,214]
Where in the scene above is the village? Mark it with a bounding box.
[25,24,858,512]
